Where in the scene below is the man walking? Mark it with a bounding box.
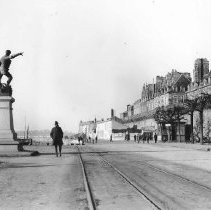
[50,121,63,157]
[146,134,150,144]
[134,134,137,142]
[95,134,98,143]
[0,50,23,86]
[154,133,158,143]
[110,134,113,142]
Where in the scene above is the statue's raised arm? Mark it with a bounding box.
[10,52,24,59]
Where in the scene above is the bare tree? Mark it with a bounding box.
[183,98,199,143]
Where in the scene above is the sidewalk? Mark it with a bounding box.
[88,139,211,152]
[156,142,211,152]
[0,141,210,157]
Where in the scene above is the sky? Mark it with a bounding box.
[0,0,211,132]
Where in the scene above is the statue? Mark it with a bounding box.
[0,50,23,85]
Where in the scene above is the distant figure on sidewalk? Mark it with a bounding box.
[50,121,63,157]
[147,134,151,144]
[110,134,113,142]
[154,133,157,143]
[134,134,137,142]
[91,132,95,144]
[137,134,141,143]
[143,135,146,144]
[95,134,98,143]
[0,50,23,86]
[78,136,81,144]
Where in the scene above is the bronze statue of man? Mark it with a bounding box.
[0,50,23,86]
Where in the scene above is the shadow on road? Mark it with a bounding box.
[3,162,73,169]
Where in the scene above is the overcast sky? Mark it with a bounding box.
[0,0,211,132]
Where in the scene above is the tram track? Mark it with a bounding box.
[90,147,211,194]
[76,146,96,210]
[139,160,211,192]
[84,146,211,209]
[77,146,161,210]
[97,153,162,209]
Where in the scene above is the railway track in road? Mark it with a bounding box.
[138,160,211,193]
[76,146,161,210]
[84,146,211,209]
[76,146,96,210]
[90,147,211,194]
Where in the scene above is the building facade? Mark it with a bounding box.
[79,58,211,142]
[119,69,193,141]
[121,69,191,122]
[78,120,97,137]
[96,117,127,141]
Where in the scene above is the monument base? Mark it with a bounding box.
[0,86,19,152]
[0,144,19,156]
[0,130,17,144]
[0,95,17,147]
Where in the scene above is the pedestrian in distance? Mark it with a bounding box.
[78,136,80,144]
[134,134,137,142]
[127,133,130,141]
[137,134,140,143]
[92,132,95,144]
[143,135,146,144]
[84,135,87,143]
[110,134,113,142]
[50,121,63,157]
[147,134,150,144]
[82,136,85,145]
[80,134,85,145]
[0,50,24,86]
[154,133,157,143]
[95,134,98,143]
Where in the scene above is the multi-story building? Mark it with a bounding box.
[119,69,192,141]
[79,58,211,142]
[121,69,191,120]
[79,110,127,141]
[96,117,127,141]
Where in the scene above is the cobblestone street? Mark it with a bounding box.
[1,142,211,209]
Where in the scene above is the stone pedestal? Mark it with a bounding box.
[0,96,17,145]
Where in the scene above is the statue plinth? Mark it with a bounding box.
[0,93,18,145]
[0,84,12,96]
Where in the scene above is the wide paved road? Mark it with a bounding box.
[0,142,211,209]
